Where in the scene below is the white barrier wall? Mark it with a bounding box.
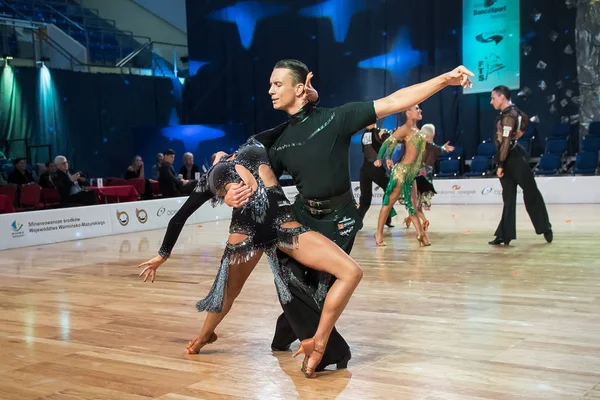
[2,176,598,251]
[283,176,600,205]
[0,197,231,251]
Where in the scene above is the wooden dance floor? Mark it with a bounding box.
[1,204,600,400]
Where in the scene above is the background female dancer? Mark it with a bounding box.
[137,136,363,379]
[404,124,454,231]
[373,106,430,247]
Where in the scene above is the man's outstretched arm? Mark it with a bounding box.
[373,66,474,119]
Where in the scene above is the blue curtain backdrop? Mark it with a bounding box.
[0,67,176,178]
[184,0,579,179]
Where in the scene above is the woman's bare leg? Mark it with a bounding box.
[186,233,262,353]
[278,223,363,374]
[408,185,430,245]
[375,184,402,246]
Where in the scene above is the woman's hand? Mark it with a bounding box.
[138,255,168,283]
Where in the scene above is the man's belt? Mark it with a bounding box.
[300,190,354,215]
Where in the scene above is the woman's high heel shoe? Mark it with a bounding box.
[185,332,218,354]
[293,338,324,379]
[417,234,431,247]
[374,233,386,247]
[403,217,411,228]
[423,220,430,231]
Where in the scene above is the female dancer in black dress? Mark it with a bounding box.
[137,136,362,379]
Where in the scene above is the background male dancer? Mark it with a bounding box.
[225,59,474,371]
[358,123,396,227]
[488,85,553,246]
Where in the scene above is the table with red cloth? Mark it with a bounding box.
[89,185,139,203]
[0,194,15,214]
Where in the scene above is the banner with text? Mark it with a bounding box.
[284,176,600,206]
[462,0,520,94]
[0,197,232,250]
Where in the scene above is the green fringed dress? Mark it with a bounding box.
[377,130,426,216]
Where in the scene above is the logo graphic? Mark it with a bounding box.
[475,34,503,45]
[11,221,23,232]
[116,211,129,226]
[473,0,506,16]
[10,220,25,238]
[452,185,461,190]
[477,53,505,82]
[354,186,360,191]
[337,217,356,236]
[157,207,177,217]
[136,209,148,224]
[482,187,493,195]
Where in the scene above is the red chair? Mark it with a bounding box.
[0,185,17,204]
[127,178,145,197]
[150,180,161,198]
[41,188,62,208]
[19,183,43,210]
[108,178,128,186]
[0,194,15,214]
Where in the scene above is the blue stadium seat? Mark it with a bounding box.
[518,137,532,153]
[477,141,496,158]
[464,156,490,177]
[573,152,598,175]
[442,146,463,160]
[550,123,571,138]
[581,136,600,153]
[535,154,561,175]
[436,159,459,177]
[2,163,14,176]
[545,137,568,156]
[589,121,600,137]
[522,122,537,139]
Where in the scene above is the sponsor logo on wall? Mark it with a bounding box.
[11,221,24,238]
[157,207,177,217]
[116,211,129,226]
[9,216,107,240]
[116,208,151,226]
[136,208,148,224]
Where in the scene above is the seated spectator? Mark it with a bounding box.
[7,158,35,186]
[53,155,99,206]
[158,149,188,197]
[151,153,164,180]
[125,155,154,200]
[178,152,200,180]
[38,160,58,189]
[125,155,145,179]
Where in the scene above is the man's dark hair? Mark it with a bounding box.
[12,157,25,166]
[163,149,175,157]
[45,160,54,167]
[492,85,511,101]
[274,59,309,85]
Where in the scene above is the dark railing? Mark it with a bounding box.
[118,40,188,77]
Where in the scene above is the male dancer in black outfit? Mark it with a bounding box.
[358,123,396,226]
[488,85,553,246]
[225,60,474,371]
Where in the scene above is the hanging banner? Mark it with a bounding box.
[462,0,520,94]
